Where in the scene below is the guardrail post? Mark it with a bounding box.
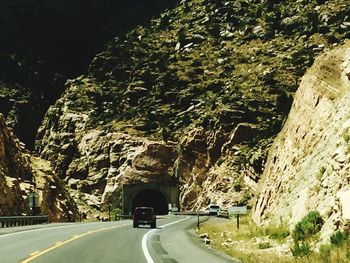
[197,213,200,230]
[0,216,49,228]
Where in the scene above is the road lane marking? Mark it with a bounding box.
[142,217,190,263]
[29,251,40,256]
[21,224,128,263]
[0,222,105,239]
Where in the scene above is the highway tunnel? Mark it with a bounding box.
[131,189,168,215]
[123,183,179,215]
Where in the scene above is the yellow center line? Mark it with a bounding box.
[29,251,40,256]
[21,224,128,263]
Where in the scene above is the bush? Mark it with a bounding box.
[330,231,349,247]
[111,208,123,220]
[292,211,324,242]
[291,211,324,258]
[266,225,290,241]
[291,242,311,257]
[319,244,332,260]
[258,242,271,249]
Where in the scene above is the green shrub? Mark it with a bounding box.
[319,244,332,263]
[330,231,349,246]
[111,208,123,220]
[316,166,326,181]
[292,211,324,242]
[342,128,350,143]
[291,242,311,257]
[266,225,290,241]
[291,211,324,258]
[258,242,272,249]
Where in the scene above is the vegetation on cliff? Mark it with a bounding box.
[0,0,177,148]
[35,0,350,209]
[82,0,350,139]
[0,114,78,220]
[2,0,350,234]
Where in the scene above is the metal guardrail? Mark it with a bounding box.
[173,211,209,216]
[115,211,209,221]
[115,215,132,221]
[0,216,49,228]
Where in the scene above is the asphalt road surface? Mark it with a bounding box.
[0,215,237,263]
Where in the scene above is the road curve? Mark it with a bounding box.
[145,216,237,263]
[0,215,237,263]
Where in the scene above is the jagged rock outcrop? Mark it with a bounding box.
[30,156,79,222]
[0,113,78,220]
[35,0,350,214]
[0,0,178,149]
[36,108,178,215]
[177,127,256,210]
[0,114,32,215]
[35,88,266,214]
[253,42,350,241]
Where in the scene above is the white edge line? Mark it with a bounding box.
[142,216,191,263]
[142,229,156,263]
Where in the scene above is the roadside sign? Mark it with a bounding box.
[228,206,247,230]
[29,192,40,208]
[228,206,247,215]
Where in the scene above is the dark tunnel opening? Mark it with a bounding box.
[131,189,168,215]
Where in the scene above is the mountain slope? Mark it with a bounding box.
[254,42,350,240]
[34,0,350,214]
[0,113,78,220]
[0,0,178,149]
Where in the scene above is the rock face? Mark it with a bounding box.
[35,91,262,214]
[254,43,350,239]
[36,109,178,215]
[177,127,255,210]
[30,156,79,222]
[0,113,78,220]
[3,0,350,222]
[0,114,32,215]
[0,0,178,149]
[34,0,350,215]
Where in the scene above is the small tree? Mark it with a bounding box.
[292,211,324,242]
[291,211,324,257]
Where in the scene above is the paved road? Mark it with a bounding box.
[145,216,236,263]
[0,215,236,263]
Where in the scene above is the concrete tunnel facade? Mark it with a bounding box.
[122,183,179,215]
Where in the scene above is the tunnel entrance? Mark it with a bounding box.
[123,183,179,215]
[131,189,168,215]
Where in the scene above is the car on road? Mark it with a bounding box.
[133,207,156,228]
[217,208,229,218]
[207,204,220,215]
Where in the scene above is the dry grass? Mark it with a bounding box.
[198,215,350,263]
[198,215,294,263]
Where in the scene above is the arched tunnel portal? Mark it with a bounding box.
[132,189,168,215]
[123,184,179,215]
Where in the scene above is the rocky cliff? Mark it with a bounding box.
[0,114,78,221]
[254,42,350,241]
[0,0,177,149]
[0,114,31,215]
[1,0,349,221]
[35,0,350,215]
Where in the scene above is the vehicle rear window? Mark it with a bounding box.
[135,208,153,214]
[210,206,220,209]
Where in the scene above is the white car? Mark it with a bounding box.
[207,204,220,215]
[217,208,229,218]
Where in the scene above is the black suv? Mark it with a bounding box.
[133,207,156,228]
